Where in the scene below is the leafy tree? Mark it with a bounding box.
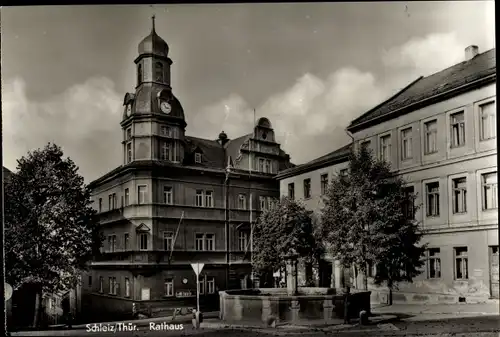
[252,197,323,283]
[4,143,102,327]
[321,146,426,304]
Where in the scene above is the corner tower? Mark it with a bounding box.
[120,16,186,164]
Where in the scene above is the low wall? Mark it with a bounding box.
[370,290,491,305]
[219,288,371,326]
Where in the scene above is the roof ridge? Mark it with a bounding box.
[349,76,424,127]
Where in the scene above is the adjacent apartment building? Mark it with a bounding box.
[278,45,498,303]
[81,18,292,321]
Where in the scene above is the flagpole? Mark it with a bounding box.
[249,108,256,287]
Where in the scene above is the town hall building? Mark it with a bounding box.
[80,17,292,321]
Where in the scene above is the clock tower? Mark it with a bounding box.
[120,16,186,165]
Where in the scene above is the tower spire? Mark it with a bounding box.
[151,14,156,33]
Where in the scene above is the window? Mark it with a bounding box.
[259,196,267,211]
[163,186,173,205]
[207,277,215,294]
[320,174,329,195]
[340,169,348,177]
[139,233,148,250]
[238,194,246,210]
[126,128,132,140]
[112,193,117,209]
[155,62,164,82]
[161,126,171,137]
[450,112,465,148]
[401,127,413,160]
[88,276,92,287]
[108,235,117,252]
[138,185,147,205]
[194,153,202,163]
[402,186,415,220]
[195,233,204,251]
[480,101,496,140]
[137,64,142,85]
[454,247,468,280]
[98,198,102,212]
[267,197,275,210]
[380,135,391,162]
[198,277,205,295]
[124,233,129,250]
[126,142,132,164]
[99,277,103,293]
[205,191,214,208]
[164,278,174,297]
[264,160,271,173]
[124,189,129,206]
[426,182,440,217]
[109,277,117,295]
[108,194,113,211]
[125,278,130,297]
[288,183,295,200]
[163,232,173,251]
[452,177,467,214]
[424,120,438,154]
[205,234,215,251]
[160,141,169,161]
[427,248,441,279]
[258,158,265,172]
[303,178,311,199]
[361,140,371,150]
[482,172,498,210]
[195,190,203,207]
[238,231,248,251]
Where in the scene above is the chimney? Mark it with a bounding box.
[465,45,479,61]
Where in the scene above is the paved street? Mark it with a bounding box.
[10,315,500,337]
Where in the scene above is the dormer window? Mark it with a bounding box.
[195,153,202,163]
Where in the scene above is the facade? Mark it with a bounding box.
[81,18,292,321]
[278,45,498,303]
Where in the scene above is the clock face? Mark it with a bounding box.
[126,104,132,117]
[182,278,188,284]
[160,101,172,114]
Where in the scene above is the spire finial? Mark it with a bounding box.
[151,14,156,32]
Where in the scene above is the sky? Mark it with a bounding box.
[2,2,495,182]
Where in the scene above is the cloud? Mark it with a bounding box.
[3,30,478,180]
[2,77,122,182]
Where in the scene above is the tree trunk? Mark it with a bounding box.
[363,274,368,291]
[388,281,393,305]
[32,291,42,328]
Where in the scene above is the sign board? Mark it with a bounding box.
[5,283,12,301]
[191,263,204,276]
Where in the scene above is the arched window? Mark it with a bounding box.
[137,64,143,86]
[155,62,164,82]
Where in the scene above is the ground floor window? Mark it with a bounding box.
[164,278,174,297]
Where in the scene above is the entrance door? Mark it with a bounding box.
[489,246,499,299]
[141,288,150,301]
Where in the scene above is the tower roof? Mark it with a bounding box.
[138,15,169,58]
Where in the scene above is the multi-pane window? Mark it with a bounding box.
[125,278,130,297]
[207,277,215,294]
[108,235,117,252]
[195,190,203,207]
[427,248,441,279]
[160,141,169,161]
[98,198,102,212]
[139,233,148,250]
[454,247,468,280]
[205,191,214,208]
[238,194,246,210]
[112,193,117,209]
[450,112,465,148]
[124,188,130,206]
[205,234,215,251]
[163,232,173,251]
[137,186,147,205]
[258,158,265,172]
[288,183,295,200]
[164,278,174,297]
[480,101,496,140]
[320,174,329,195]
[99,277,103,293]
[482,172,498,210]
[264,159,271,173]
[124,233,129,250]
[267,197,276,210]
[108,194,113,211]
[379,135,391,162]
[452,177,467,214]
[126,143,132,164]
[402,186,415,220]
[109,277,117,295]
[198,276,205,295]
[259,196,267,211]
[195,233,204,251]
[155,62,164,82]
[238,231,248,251]
[401,127,412,160]
[194,153,202,163]
[426,182,440,217]
[424,120,438,154]
[303,179,311,199]
[161,126,171,137]
[163,186,173,205]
